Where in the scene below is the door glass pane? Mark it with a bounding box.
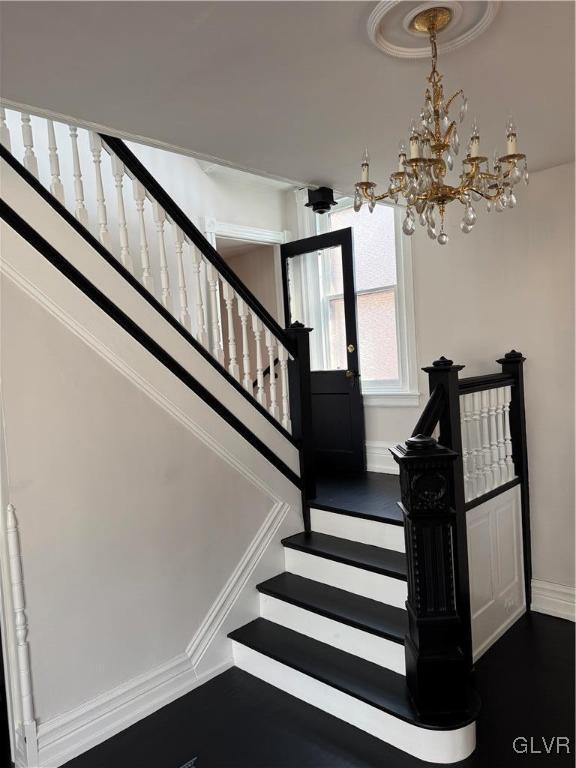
[287,246,347,371]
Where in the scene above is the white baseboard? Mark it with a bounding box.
[531,579,576,622]
[366,441,399,475]
[37,656,232,768]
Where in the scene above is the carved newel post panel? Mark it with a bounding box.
[391,435,469,717]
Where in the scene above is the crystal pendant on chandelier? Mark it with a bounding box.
[402,208,416,236]
[351,6,527,244]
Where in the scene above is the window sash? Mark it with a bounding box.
[313,197,418,398]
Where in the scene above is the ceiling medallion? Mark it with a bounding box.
[368,1,501,59]
[354,4,528,245]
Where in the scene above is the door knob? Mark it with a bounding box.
[347,343,355,353]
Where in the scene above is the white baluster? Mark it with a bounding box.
[6,505,36,728]
[46,120,65,204]
[205,262,225,364]
[488,388,502,487]
[132,180,154,292]
[496,387,508,483]
[20,113,38,178]
[69,126,89,226]
[89,132,111,249]
[152,202,171,310]
[471,392,485,497]
[460,394,475,501]
[221,281,240,379]
[237,297,252,391]
[173,226,191,331]
[111,155,134,273]
[0,106,11,151]
[503,385,515,481]
[189,244,208,347]
[251,312,267,407]
[265,329,279,419]
[278,344,291,432]
[480,389,493,492]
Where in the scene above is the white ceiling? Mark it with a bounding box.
[1,1,574,193]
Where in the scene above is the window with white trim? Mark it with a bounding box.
[317,198,419,405]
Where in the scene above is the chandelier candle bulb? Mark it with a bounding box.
[361,148,370,182]
[470,118,480,158]
[506,117,518,155]
[398,143,407,171]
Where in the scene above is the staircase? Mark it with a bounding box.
[229,488,477,764]
[1,105,532,767]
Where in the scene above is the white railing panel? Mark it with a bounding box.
[460,386,516,502]
[2,106,293,432]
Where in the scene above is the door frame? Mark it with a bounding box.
[204,218,292,327]
[280,227,360,375]
[281,227,366,473]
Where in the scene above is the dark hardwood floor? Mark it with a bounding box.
[313,471,403,524]
[64,612,574,768]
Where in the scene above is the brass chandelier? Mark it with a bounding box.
[353,6,528,244]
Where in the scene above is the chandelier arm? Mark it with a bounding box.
[444,90,464,113]
[358,186,392,202]
[443,120,456,145]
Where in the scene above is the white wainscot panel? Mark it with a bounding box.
[467,486,526,661]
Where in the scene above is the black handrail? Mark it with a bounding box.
[411,385,444,437]
[458,372,515,394]
[99,134,296,358]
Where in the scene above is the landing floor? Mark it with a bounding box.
[64,612,574,768]
[313,471,403,524]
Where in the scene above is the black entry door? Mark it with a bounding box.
[281,228,366,473]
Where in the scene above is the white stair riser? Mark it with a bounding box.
[260,594,405,674]
[285,548,408,609]
[232,643,476,764]
[310,508,405,553]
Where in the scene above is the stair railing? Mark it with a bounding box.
[392,351,530,717]
[0,107,297,438]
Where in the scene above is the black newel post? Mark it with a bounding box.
[497,350,531,604]
[286,323,316,530]
[391,435,469,717]
[422,356,472,667]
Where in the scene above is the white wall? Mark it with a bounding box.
[128,142,291,234]
[367,162,575,591]
[0,211,301,765]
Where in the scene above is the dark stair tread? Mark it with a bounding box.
[282,532,407,580]
[257,573,407,643]
[311,472,404,526]
[229,619,479,730]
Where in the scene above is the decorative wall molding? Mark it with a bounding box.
[186,500,290,665]
[37,655,232,768]
[204,218,290,246]
[467,486,526,659]
[1,247,297,766]
[363,392,420,408]
[0,257,289,504]
[531,580,576,622]
[365,441,399,475]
